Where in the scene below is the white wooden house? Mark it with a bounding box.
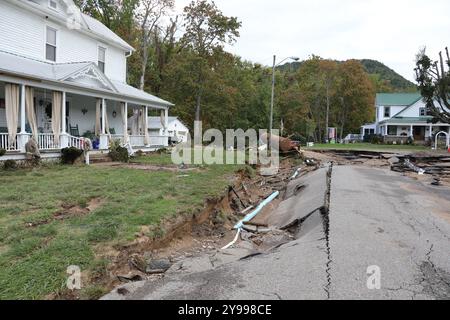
[0,0,172,160]
[361,93,450,145]
[148,117,190,144]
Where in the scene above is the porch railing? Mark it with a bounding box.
[129,135,145,147]
[151,136,167,147]
[111,135,125,144]
[38,133,59,150]
[68,135,84,150]
[0,133,18,152]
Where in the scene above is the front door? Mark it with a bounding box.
[413,126,425,141]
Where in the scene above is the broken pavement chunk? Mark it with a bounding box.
[146,259,172,274]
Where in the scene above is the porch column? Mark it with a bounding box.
[429,124,433,138]
[20,85,26,134]
[144,105,149,146]
[99,98,108,149]
[124,102,128,143]
[18,84,29,152]
[60,91,68,148]
[410,125,414,138]
[61,92,66,134]
[164,108,169,134]
[102,98,106,135]
[164,108,169,147]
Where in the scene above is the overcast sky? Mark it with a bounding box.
[173,0,450,81]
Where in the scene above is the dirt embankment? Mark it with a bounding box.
[57,157,302,300]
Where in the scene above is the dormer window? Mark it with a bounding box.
[98,47,106,73]
[420,107,432,116]
[46,27,57,62]
[48,0,58,10]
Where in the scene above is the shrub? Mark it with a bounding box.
[369,134,383,144]
[109,139,129,163]
[406,137,414,145]
[3,159,17,170]
[61,147,83,164]
[0,148,6,157]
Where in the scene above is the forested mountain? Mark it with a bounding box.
[279,59,417,93]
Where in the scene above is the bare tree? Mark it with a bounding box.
[415,47,450,123]
[136,0,174,90]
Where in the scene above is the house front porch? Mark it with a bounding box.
[379,123,450,145]
[0,79,170,160]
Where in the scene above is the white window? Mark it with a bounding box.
[98,47,106,73]
[48,0,57,10]
[384,106,391,118]
[46,27,57,62]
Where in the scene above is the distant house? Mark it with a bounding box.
[0,0,173,159]
[361,93,450,144]
[148,117,190,144]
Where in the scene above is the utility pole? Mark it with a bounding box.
[270,55,276,139]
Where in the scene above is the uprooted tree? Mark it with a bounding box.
[415,47,450,123]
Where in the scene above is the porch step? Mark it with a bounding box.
[89,153,112,164]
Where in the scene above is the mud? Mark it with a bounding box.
[26,198,105,228]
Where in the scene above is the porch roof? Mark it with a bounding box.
[376,93,422,106]
[379,116,433,125]
[0,50,173,108]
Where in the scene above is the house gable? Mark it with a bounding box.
[61,63,117,92]
[393,98,427,118]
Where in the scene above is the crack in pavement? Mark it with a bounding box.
[322,163,333,300]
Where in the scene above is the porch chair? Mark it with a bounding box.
[69,124,80,137]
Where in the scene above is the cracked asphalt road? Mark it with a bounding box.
[103,165,450,300]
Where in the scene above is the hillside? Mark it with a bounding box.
[359,59,416,92]
[278,59,417,92]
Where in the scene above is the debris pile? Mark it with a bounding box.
[389,153,450,185]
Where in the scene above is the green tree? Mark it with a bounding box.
[181,0,241,128]
[336,60,375,140]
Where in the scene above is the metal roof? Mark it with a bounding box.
[376,93,422,106]
[379,117,433,124]
[81,13,134,52]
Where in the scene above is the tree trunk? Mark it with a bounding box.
[139,43,148,91]
[325,84,330,143]
[195,91,202,122]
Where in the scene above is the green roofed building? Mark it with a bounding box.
[361,93,450,145]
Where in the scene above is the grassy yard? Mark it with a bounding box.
[0,153,244,299]
[305,143,430,153]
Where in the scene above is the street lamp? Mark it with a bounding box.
[270,56,300,139]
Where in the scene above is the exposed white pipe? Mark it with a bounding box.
[221,191,280,250]
[290,168,301,180]
[221,229,242,250]
[234,191,280,230]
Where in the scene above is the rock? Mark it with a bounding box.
[128,254,147,273]
[388,157,400,165]
[146,258,172,274]
[117,272,143,283]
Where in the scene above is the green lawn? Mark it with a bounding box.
[0,154,243,299]
[305,143,430,153]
